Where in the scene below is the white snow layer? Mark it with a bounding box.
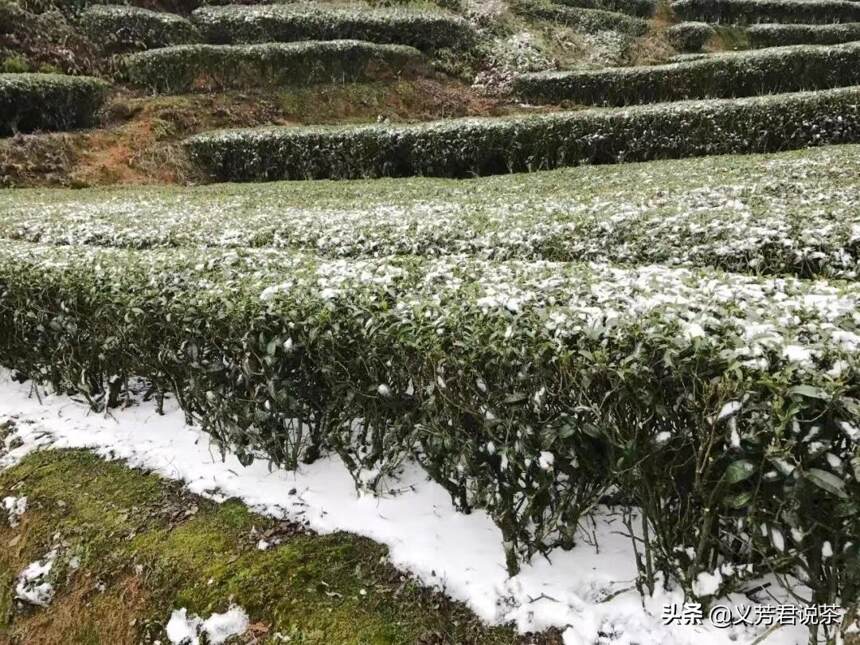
[165,605,249,645]
[14,549,57,607]
[0,371,815,645]
[3,494,26,527]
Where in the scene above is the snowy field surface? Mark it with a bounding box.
[2,145,858,279]
[0,371,819,645]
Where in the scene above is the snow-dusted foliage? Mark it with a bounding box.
[747,22,860,48]
[514,41,860,106]
[551,0,656,19]
[184,86,860,181]
[5,145,857,280]
[510,0,648,36]
[79,5,201,54]
[0,240,857,605]
[189,3,475,51]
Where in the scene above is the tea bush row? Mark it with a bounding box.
[184,86,860,181]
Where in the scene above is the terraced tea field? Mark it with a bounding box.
[1,0,859,643]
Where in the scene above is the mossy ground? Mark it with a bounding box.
[0,450,559,645]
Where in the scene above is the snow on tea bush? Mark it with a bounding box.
[79,5,200,54]
[0,242,857,603]
[747,22,860,48]
[190,3,475,51]
[514,41,860,105]
[510,0,648,35]
[2,145,859,279]
[552,0,657,19]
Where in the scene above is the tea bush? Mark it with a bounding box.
[666,21,716,51]
[120,41,424,93]
[185,86,860,181]
[190,4,475,50]
[672,0,860,24]
[0,242,856,604]
[510,0,648,35]
[79,5,200,53]
[0,72,109,135]
[514,42,860,105]
[551,0,656,18]
[747,22,860,47]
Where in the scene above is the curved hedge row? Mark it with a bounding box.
[120,41,425,93]
[747,22,860,47]
[0,73,109,136]
[0,242,857,602]
[20,0,229,17]
[514,42,860,106]
[79,5,200,54]
[551,0,657,18]
[184,86,860,182]
[672,0,860,24]
[190,4,476,51]
[666,21,716,51]
[4,145,859,279]
[510,0,649,35]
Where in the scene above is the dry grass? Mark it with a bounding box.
[0,78,512,188]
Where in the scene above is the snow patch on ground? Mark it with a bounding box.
[14,548,57,607]
[0,371,815,644]
[3,494,26,527]
[165,605,249,645]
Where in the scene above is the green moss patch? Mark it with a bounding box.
[0,450,524,644]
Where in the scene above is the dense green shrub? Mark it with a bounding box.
[514,42,860,105]
[747,22,860,47]
[672,0,860,24]
[510,0,648,35]
[551,0,656,18]
[184,86,860,181]
[79,5,200,53]
[666,21,716,51]
[190,4,475,50]
[0,72,109,135]
[5,144,859,280]
[120,41,424,93]
[18,0,230,17]
[0,242,856,604]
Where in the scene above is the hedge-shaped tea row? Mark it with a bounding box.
[79,5,200,54]
[747,22,860,47]
[514,41,860,105]
[189,4,475,51]
[510,0,648,35]
[0,242,857,602]
[20,0,229,16]
[666,21,716,51]
[184,86,860,181]
[120,41,424,93]
[551,0,656,18]
[672,0,860,24]
[0,73,109,136]
[4,144,859,279]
